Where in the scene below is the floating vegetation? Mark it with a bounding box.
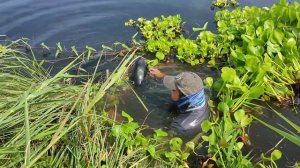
[212,0,239,8]
[126,0,300,103]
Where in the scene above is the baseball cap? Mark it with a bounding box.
[163,72,204,96]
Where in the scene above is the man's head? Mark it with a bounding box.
[163,72,204,100]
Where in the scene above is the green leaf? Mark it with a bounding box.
[55,49,61,58]
[122,122,139,134]
[271,149,282,161]
[112,125,122,137]
[245,55,260,72]
[101,44,113,51]
[56,42,62,51]
[121,43,130,50]
[237,142,244,149]
[165,151,177,161]
[241,35,253,43]
[71,46,79,56]
[154,128,168,138]
[241,115,252,127]
[147,59,159,66]
[201,120,212,132]
[121,111,133,122]
[169,137,182,151]
[286,38,296,47]
[156,51,165,60]
[147,145,156,157]
[181,152,190,160]
[249,86,264,99]
[40,42,50,51]
[264,20,274,30]
[213,79,224,92]
[201,135,209,141]
[270,29,284,44]
[221,67,236,83]
[185,141,195,151]
[192,22,208,32]
[218,102,229,113]
[204,77,214,88]
[234,109,245,123]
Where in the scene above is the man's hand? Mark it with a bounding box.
[149,68,165,80]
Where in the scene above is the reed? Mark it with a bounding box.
[0,41,176,167]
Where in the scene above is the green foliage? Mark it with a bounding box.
[201,106,253,167]
[126,15,204,66]
[212,0,239,8]
[111,112,192,166]
[125,15,182,66]
[257,149,282,168]
[0,41,189,167]
[175,38,200,66]
[199,0,300,103]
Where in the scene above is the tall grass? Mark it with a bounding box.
[0,41,175,167]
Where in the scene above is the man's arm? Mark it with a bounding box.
[149,68,166,80]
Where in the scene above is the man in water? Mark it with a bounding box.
[149,68,209,136]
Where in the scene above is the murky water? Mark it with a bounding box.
[0,0,288,47]
[1,0,299,167]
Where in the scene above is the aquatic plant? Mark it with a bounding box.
[257,149,282,168]
[125,15,202,66]
[198,0,300,102]
[201,106,253,167]
[212,0,239,8]
[0,40,189,167]
[126,0,300,103]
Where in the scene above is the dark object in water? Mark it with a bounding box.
[292,81,300,98]
[130,57,148,86]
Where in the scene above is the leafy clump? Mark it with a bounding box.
[201,107,253,167]
[200,0,300,102]
[125,15,202,66]
[212,0,239,8]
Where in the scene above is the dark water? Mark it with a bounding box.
[0,0,289,48]
[1,0,299,167]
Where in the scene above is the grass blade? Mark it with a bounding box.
[252,115,300,147]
